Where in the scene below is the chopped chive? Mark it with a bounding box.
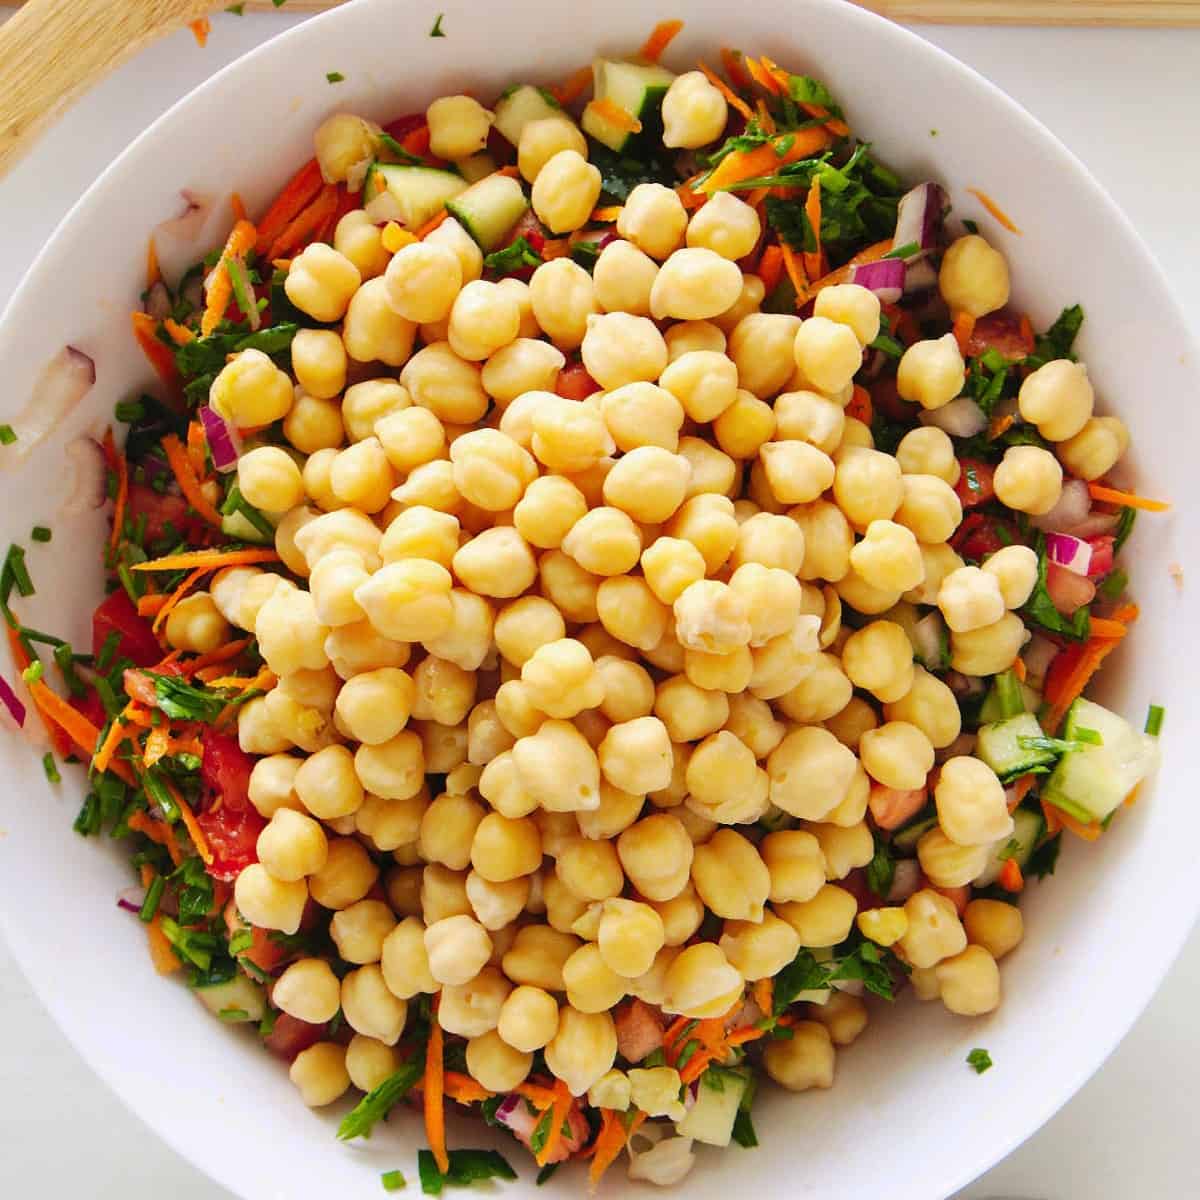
[962,218,979,234]
[20,626,65,647]
[535,1163,559,1185]
[114,399,146,424]
[1145,704,1165,737]
[381,1170,407,1192]
[218,1007,250,1022]
[143,767,180,822]
[0,425,16,445]
[139,873,166,921]
[429,12,445,35]
[42,753,61,784]
[5,545,34,597]
[675,1038,701,1071]
[326,71,346,84]
[30,526,52,543]
[96,630,122,672]
[117,562,143,603]
[882,240,919,260]
[21,660,43,684]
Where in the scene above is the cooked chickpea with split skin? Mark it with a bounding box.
[81,43,1164,1181]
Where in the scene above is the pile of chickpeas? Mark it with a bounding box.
[154,75,1134,1120]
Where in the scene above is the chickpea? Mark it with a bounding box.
[662,70,728,148]
[938,234,1010,318]
[746,616,822,702]
[841,620,915,704]
[329,437,395,513]
[426,94,493,159]
[354,729,425,800]
[964,898,1024,960]
[247,754,303,820]
[290,1042,351,1107]
[373,413,444,480]
[354,558,452,644]
[610,182,685,260]
[1056,415,1129,481]
[308,836,378,911]
[1016,358,1094,442]
[777,883,858,949]
[896,334,965,411]
[846,521,923,597]
[617,814,693,902]
[894,475,963,547]
[420,914,491,987]
[502,924,581,992]
[469,811,542,884]
[285,243,361,324]
[760,830,825,904]
[537,551,600,624]
[767,726,857,821]
[557,506,639,578]
[772,391,843,457]
[329,899,396,966]
[510,718,601,813]
[933,755,1013,848]
[528,258,597,350]
[462,1029,531,1093]
[399,341,488,424]
[345,1035,402,1094]
[283,331,347,408]
[636,540,702,611]
[385,868,426,921]
[423,216,483,287]
[689,828,768,922]
[451,428,537,513]
[993,444,1064,515]
[324,619,410,681]
[560,941,626,1012]
[684,191,760,261]
[208,349,293,433]
[820,698,876,757]
[578,311,667,392]
[588,1069,632,1112]
[517,112,587,181]
[530,148,602,234]
[882,664,961,750]
[234,862,307,934]
[792,316,862,395]
[653,675,729,744]
[896,426,960,486]
[585,242,658,321]
[809,282,879,346]
[727,312,801,399]
[271,957,340,1026]
[452,526,538,598]
[573,781,643,843]
[774,648,854,724]
[720,911,802,981]
[159,589,228,656]
[708,389,772,460]
[491,987,559,1056]
[480,342,562,410]
[356,789,429,853]
[504,479,583,553]
[543,1006,617,1097]
[313,112,378,182]
[420,862,472,924]
[437,965,511,1039]
[515,637,601,720]
[256,807,329,883]
[531,395,614,473]
[670,579,748,655]
[899,888,968,968]
[833,447,903,530]
[650,247,743,322]
[490,597,563,669]
[660,942,744,1019]
[936,944,1002,1015]
[755,440,833,506]
[950,611,1028,676]
[598,386,683,461]
[446,279,521,363]
[900,543,961,608]
[342,277,417,367]
[979,544,1037,610]
[785,499,850,583]
[588,659,652,728]
[380,241,464,327]
[331,208,388,280]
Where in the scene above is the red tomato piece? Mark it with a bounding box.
[200,731,255,811]
[555,362,600,401]
[950,512,1020,562]
[264,1012,327,1062]
[1087,535,1116,578]
[868,784,928,831]
[197,732,264,881]
[964,310,1035,361]
[92,589,162,668]
[125,482,195,544]
[953,458,996,509]
[1045,562,1096,615]
[382,112,425,140]
[870,376,918,425]
[70,687,108,730]
[614,998,665,1064]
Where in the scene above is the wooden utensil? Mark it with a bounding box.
[2,0,1197,179]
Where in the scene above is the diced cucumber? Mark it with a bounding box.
[194,974,266,1023]
[456,152,498,184]
[445,173,530,251]
[1043,698,1161,822]
[221,510,272,545]
[976,713,1057,781]
[892,809,937,854]
[582,59,676,151]
[363,163,468,229]
[675,1068,749,1147]
[493,85,565,146]
[978,672,1042,725]
[913,612,949,672]
[974,807,1045,887]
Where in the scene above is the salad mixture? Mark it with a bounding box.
[3,19,1170,1193]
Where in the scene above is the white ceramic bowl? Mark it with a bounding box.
[0,1,1196,1196]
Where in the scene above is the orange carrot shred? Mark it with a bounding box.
[1087,483,1170,513]
[953,310,977,354]
[144,724,171,768]
[201,218,256,336]
[134,547,280,574]
[744,56,785,96]
[152,567,208,633]
[639,18,683,63]
[537,1078,573,1167]
[163,318,194,345]
[128,810,184,865]
[697,61,754,121]
[8,627,71,758]
[725,1025,767,1047]
[588,1109,645,1190]
[1124,783,1142,808]
[28,680,102,760]
[803,176,823,279]
[425,1012,448,1174]
[169,780,213,866]
[443,1071,493,1105]
[800,238,893,303]
[231,192,247,223]
[780,242,808,299]
[131,312,181,391]
[720,47,750,90]
[146,237,161,291]
[1053,806,1104,842]
[1041,801,1063,836]
[758,244,784,294]
[1007,773,1037,813]
[752,977,773,1016]
[700,127,830,195]
[92,717,131,775]
[187,420,208,477]
[1088,617,1131,640]
[755,98,777,136]
[590,205,624,223]
[847,385,873,425]
[1013,656,1027,682]
[998,856,1025,892]
[265,186,335,262]
[551,65,594,107]
[415,207,452,240]
[182,638,252,675]
[587,97,642,134]
[255,158,324,257]
[161,434,223,529]
[966,188,1022,234]
[189,17,210,48]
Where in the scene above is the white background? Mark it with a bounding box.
[0,9,1197,1197]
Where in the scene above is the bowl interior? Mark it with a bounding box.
[0,2,1197,1198]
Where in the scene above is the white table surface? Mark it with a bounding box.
[1,9,1197,1198]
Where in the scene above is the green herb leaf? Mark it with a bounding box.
[731,1108,759,1148]
[589,139,678,203]
[339,1060,425,1140]
[418,1149,516,1196]
[31,526,52,543]
[535,1163,560,1186]
[1026,304,1083,368]
[483,237,544,277]
[326,71,346,84]
[218,1007,250,1022]
[1026,832,1062,880]
[773,949,832,1014]
[381,1169,407,1192]
[967,1047,993,1074]
[865,832,895,899]
[1096,568,1128,602]
[0,424,17,445]
[962,218,978,234]
[429,12,446,36]
[138,873,166,921]
[882,240,919,260]
[1144,704,1165,737]
[377,133,426,166]
[225,3,245,14]
[1113,506,1137,552]
[172,856,216,925]
[786,75,839,112]
[151,673,232,723]
[1021,535,1090,641]
[528,1107,553,1156]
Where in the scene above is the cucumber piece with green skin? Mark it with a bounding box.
[194,974,266,1023]
[978,677,1042,724]
[456,152,498,184]
[675,1068,750,1147]
[493,85,564,146]
[976,712,1057,782]
[445,173,530,251]
[1043,698,1160,822]
[891,806,937,854]
[221,510,272,545]
[582,60,677,152]
[363,163,468,229]
[974,807,1045,887]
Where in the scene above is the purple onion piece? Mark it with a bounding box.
[493,1093,538,1139]
[140,452,172,484]
[1046,531,1093,576]
[116,897,142,914]
[0,673,27,728]
[892,181,945,262]
[903,256,937,294]
[849,257,905,303]
[199,405,242,472]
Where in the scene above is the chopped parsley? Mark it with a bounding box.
[962,218,979,234]
[967,1048,993,1074]
[338,1059,425,1140]
[865,832,895,898]
[326,71,346,84]
[30,525,52,543]
[1026,303,1084,369]
[151,673,234,723]
[732,1108,759,1148]
[569,239,603,270]
[225,3,245,13]
[1113,506,1137,552]
[172,856,216,925]
[381,1169,407,1192]
[589,138,678,203]
[0,424,17,446]
[174,321,298,403]
[1021,534,1091,641]
[1026,832,1062,880]
[429,12,446,36]
[114,399,146,423]
[418,1149,516,1195]
[483,237,543,276]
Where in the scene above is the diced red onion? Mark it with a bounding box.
[153,191,224,286]
[141,452,172,484]
[1031,478,1091,533]
[0,673,27,728]
[59,437,108,516]
[919,396,987,438]
[3,347,96,464]
[886,859,922,903]
[892,182,945,261]
[145,281,172,320]
[1046,531,1093,576]
[494,1093,536,1139]
[903,257,937,294]
[116,887,144,914]
[200,405,242,471]
[849,257,905,303]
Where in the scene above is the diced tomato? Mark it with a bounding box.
[1045,562,1096,615]
[223,899,288,974]
[382,112,425,140]
[951,512,1020,562]
[870,376,918,425]
[930,882,970,914]
[614,998,665,1064]
[264,1012,326,1061]
[196,732,264,881]
[1043,641,1083,701]
[70,687,108,729]
[1087,535,1116,579]
[868,784,928,831]
[200,731,255,810]
[125,481,196,545]
[953,458,996,509]
[92,589,162,668]
[555,362,600,401]
[964,310,1035,361]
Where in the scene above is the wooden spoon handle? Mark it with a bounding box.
[0,0,212,179]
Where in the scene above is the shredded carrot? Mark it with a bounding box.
[676,183,707,210]
[720,47,750,90]
[639,18,683,63]
[536,1078,573,1167]
[1087,483,1170,513]
[698,61,754,121]
[1041,800,1063,836]
[847,385,873,425]
[28,680,102,759]
[255,158,324,257]
[1007,772,1037,813]
[443,1071,493,1105]
[1052,805,1103,842]
[803,176,824,279]
[133,547,280,573]
[663,1015,691,1048]
[189,17,210,48]
[953,310,977,354]
[146,237,161,291]
[92,717,130,775]
[514,1080,558,1110]
[415,207,451,240]
[590,206,624,224]
[8,628,71,757]
[743,185,770,211]
[265,185,336,262]
[725,1025,767,1047]
[163,318,194,345]
[758,244,784,295]
[425,1013,448,1174]
[161,434,223,529]
[140,863,156,889]
[128,810,184,865]
[182,637,252,676]
[588,1109,646,1190]
[1110,602,1140,623]
[130,311,180,390]
[551,64,593,107]
[169,780,212,866]
[800,238,893,302]
[1088,617,1131,640]
[102,428,129,554]
[201,218,257,337]
[780,241,808,298]
[966,187,1022,234]
[587,98,642,134]
[755,98,777,136]
[752,977,773,1016]
[998,856,1025,893]
[147,915,182,974]
[152,566,208,633]
[1124,782,1142,808]
[187,420,208,477]
[988,412,1016,441]
[1013,656,1027,682]
[680,1048,715,1085]
[744,56,785,96]
[541,238,571,261]
[1044,633,1127,733]
[143,725,171,768]
[231,192,247,223]
[700,126,829,193]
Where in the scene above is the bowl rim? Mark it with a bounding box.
[1,2,1198,1198]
